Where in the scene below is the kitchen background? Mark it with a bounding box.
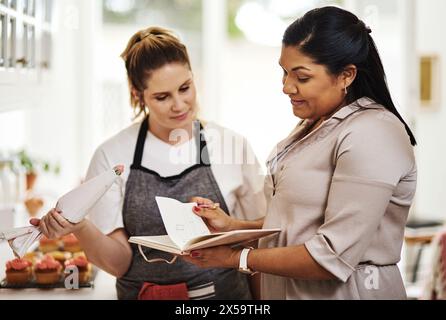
[0,0,445,299]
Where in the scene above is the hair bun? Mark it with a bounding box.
[356,20,372,35]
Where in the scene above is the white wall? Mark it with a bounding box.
[218,40,296,165]
[414,0,446,221]
[346,0,415,123]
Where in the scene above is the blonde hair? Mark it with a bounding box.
[121,27,192,118]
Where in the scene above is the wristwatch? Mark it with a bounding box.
[238,247,258,275]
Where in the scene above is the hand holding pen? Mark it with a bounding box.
[195,203,220,210]
[190,197,235,233]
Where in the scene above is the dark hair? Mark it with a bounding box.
[283,6,417,146]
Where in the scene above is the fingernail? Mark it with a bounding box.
[193,206,201,213]
[191,251,201,258]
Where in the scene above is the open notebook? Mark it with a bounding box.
[128,197,280,255]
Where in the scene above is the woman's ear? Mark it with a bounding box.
[131,87,141,101]
[131,87,145,107]
[341,64,357,88]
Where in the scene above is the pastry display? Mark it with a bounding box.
[39,235,61,253]
[23,251,41,266]
[64,256,91,283]
[61,233,82,253]
[45,251,72,269]
[73,251,86,259]
[2,241,94,289]
[5,259,32,285]
[34,255,62,285]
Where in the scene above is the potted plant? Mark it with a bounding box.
[17,150,61,190]
[18,150,37,191]
[15,150,61,217]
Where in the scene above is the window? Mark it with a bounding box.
[7,16,15,68]
[0,0,52,81]
[41,0,52,69]
[103,0,202,30]
[0,13,6,67]
[227,0,343,46]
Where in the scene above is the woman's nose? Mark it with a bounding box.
[171,96,185,112]
[282,77,298,95]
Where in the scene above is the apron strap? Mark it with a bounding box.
[133,116,149,167]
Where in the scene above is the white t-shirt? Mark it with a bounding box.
[85,121,266,235]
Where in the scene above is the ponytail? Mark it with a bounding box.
[350,35,417,146]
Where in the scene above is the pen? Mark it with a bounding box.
[197,203,220,210]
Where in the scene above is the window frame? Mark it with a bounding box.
[0,0,52,85]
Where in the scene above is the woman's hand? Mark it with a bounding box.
[190,197,236,232]
[30,209,86,239]
[182,246,241,269]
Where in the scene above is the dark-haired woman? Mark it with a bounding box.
[184,6,417,300]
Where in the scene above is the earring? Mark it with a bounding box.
[344,86,348,95]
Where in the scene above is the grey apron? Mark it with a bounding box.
[116,118,252,300]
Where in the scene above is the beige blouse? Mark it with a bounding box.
[259,97,417,300]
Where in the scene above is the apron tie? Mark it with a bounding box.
[138,244,178,264]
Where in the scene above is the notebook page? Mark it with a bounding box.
[155,197,211,249]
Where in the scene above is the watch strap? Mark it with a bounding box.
[238,247,257,275]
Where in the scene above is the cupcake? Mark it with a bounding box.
[64,256,91,283]
[39,235,61,253]
[73,251,86,259]
[45,251,72,269]
[5,259,32,284]
[34,255,62,285]
[23,251,41,266]
[62,234,82,253]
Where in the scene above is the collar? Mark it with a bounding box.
[266,97,384,165]
[331,96,383,121]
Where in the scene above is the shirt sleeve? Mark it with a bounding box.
[304,111,415,282]
[85,146,125,235]
[232,137,267,221]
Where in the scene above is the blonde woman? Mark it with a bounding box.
[32,27,265,300]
